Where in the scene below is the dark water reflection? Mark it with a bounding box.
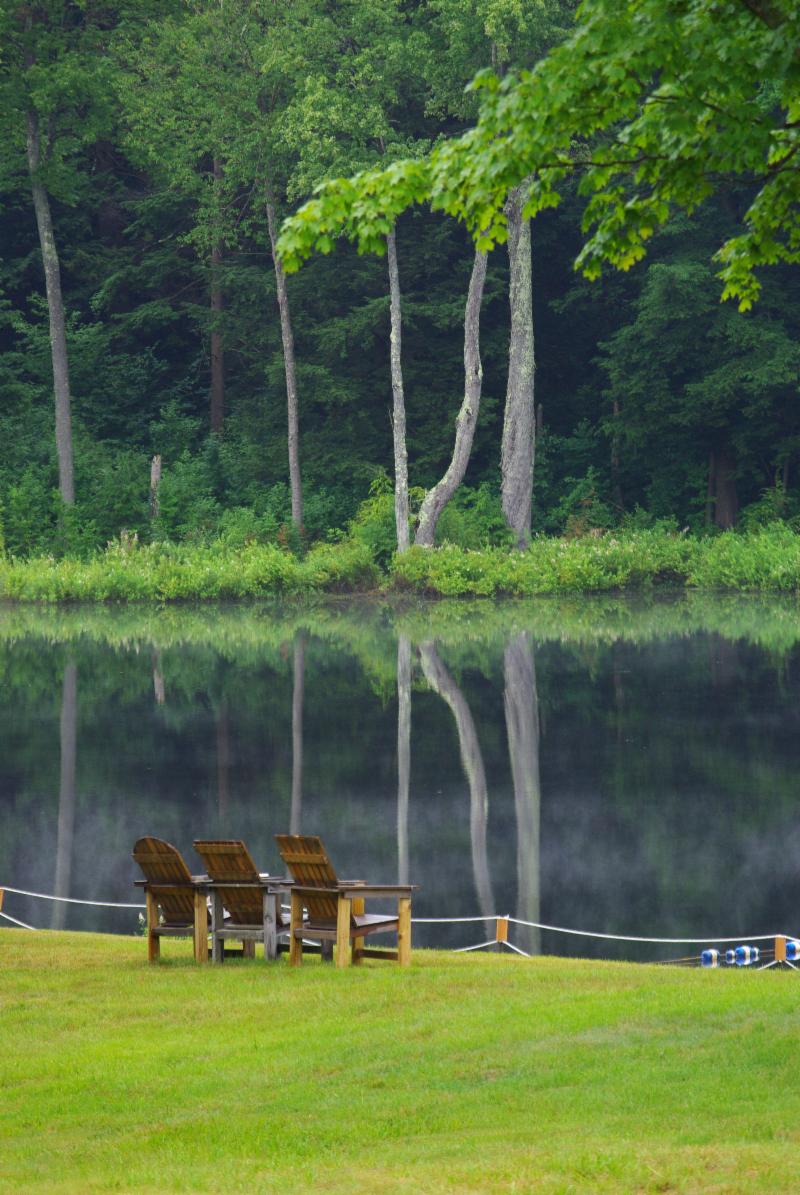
[1,595,799,960]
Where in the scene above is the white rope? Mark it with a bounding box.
[1,884,794,953]
[0,909,37,930]
[507,916,791,945]
[1,886,144,910]
[453,938,497,953]
[413,916,494,924]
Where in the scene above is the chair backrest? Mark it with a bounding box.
[132,836,195,926]
[275,834,341,924]
[192,839,272,926]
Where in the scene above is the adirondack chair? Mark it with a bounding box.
[192,839,291,962]
[132,836,209,963]
[275,834,415,968]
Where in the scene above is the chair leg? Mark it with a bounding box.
[289,891,304,966]
[335,895,351,968]
[146,890,160,963]
[242,940,255,959]
[211,892,224,964]
[398,897,411,966]
[263,891,278,961]
[193,890,208,964]
[351,896,365,965]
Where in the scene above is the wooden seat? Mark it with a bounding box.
[132,836,208,963]
[275,834,416,968]
[192,839,290,962]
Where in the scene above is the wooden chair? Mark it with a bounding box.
[132,836,208,963]
[192,839,290,962]
[275,834,415,968]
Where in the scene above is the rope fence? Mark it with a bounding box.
[1,885,797,970]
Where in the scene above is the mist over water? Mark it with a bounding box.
[1,595,798,961]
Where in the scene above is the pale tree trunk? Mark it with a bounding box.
[387,226,410,552]
[396,634,411,883]
[266,196,303,528]
[209,158,225,435]
[420,642,495,927]
[503,633,541,956]
[52,661,77,929]
[415,249,489,546]
[26,108,74,505]
[501,183,535,548]
[290,632,305,835]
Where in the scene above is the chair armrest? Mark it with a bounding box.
[289,884,416,900]
[345,885,417,899]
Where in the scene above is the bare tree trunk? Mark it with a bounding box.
[503,633,541,956]
[420,642,495,927]
[266,196,303,529]
[707,446,739,529]
[52,661,77,930]
[396,634,411,883]
[415,249,489,546]
[150,455,162,522]
[26,108,74,505]
[501,183,535,548]
[210,159,225,435]
[611,399,624,512]
[290,633,305,835]
[387,226,409,552]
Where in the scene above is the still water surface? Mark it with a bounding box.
[1,595,798,960]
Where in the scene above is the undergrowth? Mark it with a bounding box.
[1,525,799,601]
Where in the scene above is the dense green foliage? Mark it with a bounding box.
[3,525,800,600]
[2,1,799,561]
[3,933,800,1192]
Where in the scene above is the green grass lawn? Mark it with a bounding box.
[1,931,798,1193]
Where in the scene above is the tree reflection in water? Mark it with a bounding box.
[52,660,77,931]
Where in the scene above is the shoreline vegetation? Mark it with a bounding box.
[1,525,800,603]
[2,931,799,1194]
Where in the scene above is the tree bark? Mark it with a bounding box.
[210,158,225,435]
[503,633,541,956]
[26,107,74,506]
[53,660,77,930]
[290,632,305,835]
[501,183,535,548]
[420,642,495,926]
[396,634,411,884]
[415,249,489,546]
[266,196,303,528]
[387,226,410,552]
[707,446,739,529]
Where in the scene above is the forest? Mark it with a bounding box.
[2,0,800,568]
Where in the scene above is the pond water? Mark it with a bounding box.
[1,594,799,961]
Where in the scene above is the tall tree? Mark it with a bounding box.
[414,248,488,545]
[278,0,431,549]
[0,4,114,506]
[118,0,309,518]
[501,182,535,547]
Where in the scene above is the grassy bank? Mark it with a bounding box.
[1,525,800,601]
[1,931,799,1193]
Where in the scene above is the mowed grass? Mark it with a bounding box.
[1,932,799,1194]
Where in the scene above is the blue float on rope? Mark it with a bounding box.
[734,945,759,966]
[786,940,800,962]
[725,949,736,965]
[701,949,719,968]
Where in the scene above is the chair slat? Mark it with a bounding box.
[132,836,196,925]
